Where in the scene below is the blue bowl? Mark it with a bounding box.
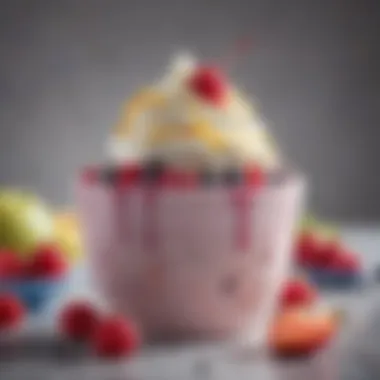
[0,278,66,313]
[306,267,363,290]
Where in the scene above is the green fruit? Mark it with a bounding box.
[299,213,319,232]
[0,189,54,257]
[316,223,340,242]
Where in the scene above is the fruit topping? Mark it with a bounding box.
[312,241,341,269]
[188,66,227,106]
[118,164,142,185]
[330,251,361,273]
[295,232,320,267]
[245,165,264,187]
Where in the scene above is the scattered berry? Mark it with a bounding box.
[59,301,100,341]
[0,251,24,279]
[119,164,142,185]
[92,316,140,358]
[27,244,68,279]
[0,293,25,330]
[280,279,317,309]
[312,241,341,269]
[188,66,227,106]
[245,165,264,187]
[295,232,320,267]
[161,169,197,188]
[330,252,361,273]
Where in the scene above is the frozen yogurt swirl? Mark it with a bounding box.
[108,53,280,170]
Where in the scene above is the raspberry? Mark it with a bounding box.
[245,165,264,187]
[59,301,100,341]
[0,250,24,279]
[161,169,197,188]
[188,66,227,106]
[280,279,317,309]
[313,241,340,269]
[119,164,142,186]
[330,252,361,273]
[295,233,320,267]
[92,316,140,358]
[0,293,25,330]
[27,244,68,279]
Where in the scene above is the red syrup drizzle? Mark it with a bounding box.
[113,164,142,247]
[230,186,252,253]
[114,185,126,244]
[229,167,264,253]
[143,185,159,252]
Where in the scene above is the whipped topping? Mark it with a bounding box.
[108,53,280,169]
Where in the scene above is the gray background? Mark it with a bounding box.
[0,0,379,221]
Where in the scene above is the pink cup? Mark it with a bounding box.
[76,168,304,345]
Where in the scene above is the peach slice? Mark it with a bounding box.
[268,308,340,357]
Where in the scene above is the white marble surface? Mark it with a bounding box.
[1,227,380,380]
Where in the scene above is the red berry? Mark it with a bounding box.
[313,241,341,269]
[27,244,68,279]
[162,169,197,188]
[0,293,25,330]
[0,251,24,279]
[245,165,265,187]
[295,233,320,267]
[92,316,140,358]
[188,66,227,106]
[59,301,100,341]
[280,279,317,309]
[330,252,361,273]
[119,164,142,186]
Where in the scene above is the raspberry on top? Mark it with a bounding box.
[108,53,280,170]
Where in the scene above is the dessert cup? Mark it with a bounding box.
[76,167,305,346]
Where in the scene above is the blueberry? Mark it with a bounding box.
[308,268,362,290]
[223,168,243,185]
[200,169,218,186]
[143,160,164,183]
[100,166,119,185]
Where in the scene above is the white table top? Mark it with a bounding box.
[1,226,380,380]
